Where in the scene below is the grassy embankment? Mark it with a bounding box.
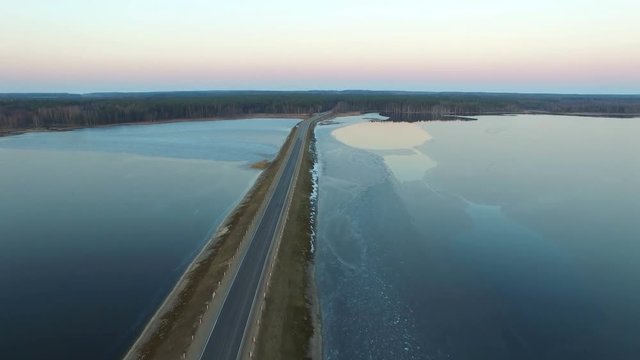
[253,120,318,359]
[250,159,271,170]
[129,125,299,360]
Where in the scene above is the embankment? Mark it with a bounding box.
[251,117,321,359]
[123,123,300,360]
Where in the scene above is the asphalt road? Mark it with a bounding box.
[197,113,323,360]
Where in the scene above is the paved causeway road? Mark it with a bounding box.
[197,112,329,360]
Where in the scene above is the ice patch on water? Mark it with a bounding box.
[329,119,438,184]
[332,121,431,151]
[318,251,424,360]
[315,117,432,359]
[384,149,438,182]
[309,137,320,254]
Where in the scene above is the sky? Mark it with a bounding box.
[1,0,639,94]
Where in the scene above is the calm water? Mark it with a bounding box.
[0,118,299,360]
[314,114,640,360]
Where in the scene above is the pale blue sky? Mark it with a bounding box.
[2,0,639,93]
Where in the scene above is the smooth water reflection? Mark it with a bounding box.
[0,118,298,360]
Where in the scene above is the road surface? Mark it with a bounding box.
[197,112,328,360]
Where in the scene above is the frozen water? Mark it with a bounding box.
[314,114,640,359]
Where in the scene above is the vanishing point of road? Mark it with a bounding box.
[197,112,329,360]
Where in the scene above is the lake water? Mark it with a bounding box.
[314,114,640,360]
[0,118,299,360]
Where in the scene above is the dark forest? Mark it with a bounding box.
[2,91,639,134]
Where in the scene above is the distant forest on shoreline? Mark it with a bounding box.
[2,91,639,134]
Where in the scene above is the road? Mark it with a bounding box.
[197,112,328,360]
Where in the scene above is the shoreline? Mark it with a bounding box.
[3,111,638,138]
[0,113,306,138]
[123,122,301,360]
[250,114,330,360]
[381,111,640,121]
[308,134,324,360]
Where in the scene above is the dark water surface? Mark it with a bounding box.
[314,114,640,360]
[0,118,298,360]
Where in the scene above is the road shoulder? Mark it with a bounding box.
[123,125,299,360]
[248,116,324,360]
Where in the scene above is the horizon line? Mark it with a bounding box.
[1,89,640,97]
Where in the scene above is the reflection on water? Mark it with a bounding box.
[384,150,437,182]
[315,114,640,360]
[0,118,298,360]
[332,121,431,150]
[331,119,437,182]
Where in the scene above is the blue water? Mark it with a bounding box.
[314,114,640,360]
[0,118,299,360]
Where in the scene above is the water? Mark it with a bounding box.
[314,114,640,360]
[0,118,299,360]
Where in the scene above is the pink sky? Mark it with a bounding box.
[2,0,639,93]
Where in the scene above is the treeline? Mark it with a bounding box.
[1,91,639,132]
[0,92,331,132]
[334,92,640,116]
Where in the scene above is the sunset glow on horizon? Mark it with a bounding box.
[2,0,639,94]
